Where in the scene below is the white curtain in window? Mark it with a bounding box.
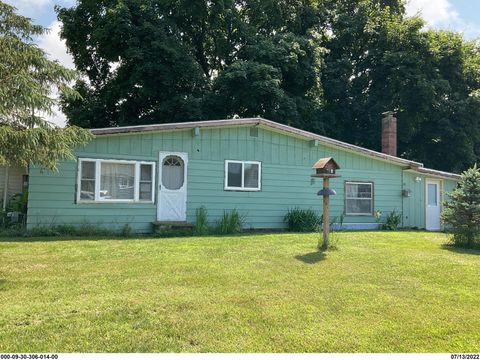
[244,163,259,188]
[346,183,358,197]
[100,163,135,199]
[345,183,372,214]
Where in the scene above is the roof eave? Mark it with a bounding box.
[91,118,262,136]
[255,118,423,168]
[91,117,423,168]
[404,167,461,181]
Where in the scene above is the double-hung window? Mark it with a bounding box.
[77,158,155,203]
[224,160,261,191]
[345,181,373,215]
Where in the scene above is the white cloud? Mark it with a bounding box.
[36,20,76,127]
[7,0,52,10]
[406,0,459,26]
[406,0,480,39]
[38,20,75,69]
[4,0,76,21]
[4,2,77,126]
[3,0,53,21]
[44,106,68,127]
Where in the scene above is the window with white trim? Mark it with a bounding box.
[77,158,155,203]
[225,160,261,191]
[345,181,373,215]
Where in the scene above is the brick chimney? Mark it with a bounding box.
[381,111,397,157]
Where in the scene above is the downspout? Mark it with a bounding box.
[2,167,9,211]
[401,169,405,228]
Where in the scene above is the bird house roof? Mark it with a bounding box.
[312,157,340,170]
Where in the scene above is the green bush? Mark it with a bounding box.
[381,210,402,230]
[442,165,480,248]
[284,208,321,232]
[216,209,245,234]
[26,223,108,237]
[155,228,194,238]
[0,224,26,237]
[119,224,134,237]
[0,222,134,238]
[7,192,28,214]
[0,209,9,228]
[194,207,210,235]
[27,226,64,237]
[0,192,29,229]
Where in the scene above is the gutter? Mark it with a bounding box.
[90,117,462,180]
[404,166,461,181]
[401,169,404,228]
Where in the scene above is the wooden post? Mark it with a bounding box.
[322,177,330,250]
[312,157,340,250]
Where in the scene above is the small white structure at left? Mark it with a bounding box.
[0,165,28,211]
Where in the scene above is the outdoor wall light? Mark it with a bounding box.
[415,176,422,182]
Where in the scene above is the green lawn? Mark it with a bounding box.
[1,231,479,352]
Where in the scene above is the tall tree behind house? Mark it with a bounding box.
[57,0,480,172]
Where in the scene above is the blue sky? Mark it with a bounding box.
[405,0,480,39]
[5,0,480,125]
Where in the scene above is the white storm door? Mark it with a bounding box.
[157,152,188,221]
[426,180,441,231]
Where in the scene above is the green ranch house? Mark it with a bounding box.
[2,113,460,233]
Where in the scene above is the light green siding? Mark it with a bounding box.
[401,172,458,229]
[402,172,426,228]
[26,125,455,232]
[443,179,457,197]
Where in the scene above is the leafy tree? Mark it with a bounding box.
[57,0,323,129]
[0,1,92,170]
[406,32,480,172]
[57,0,480,173]
[320,0,480,172]
[442,165,480,248]
[320,2,431,147]
[58,0,206,128]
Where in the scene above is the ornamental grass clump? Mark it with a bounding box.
[216,209,245,234]
[284,208,321,232]
[380,210,402,230]
[194,206,210,235]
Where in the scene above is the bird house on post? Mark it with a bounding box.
[312,157,340,177]
[311,157,341,250]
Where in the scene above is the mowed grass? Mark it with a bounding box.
[1,231,479,352]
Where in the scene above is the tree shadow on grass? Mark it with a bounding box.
[441,244,480,255]
[295,251,326,264]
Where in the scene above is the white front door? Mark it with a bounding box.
[157,152,188,221]
[426,179,441,231]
